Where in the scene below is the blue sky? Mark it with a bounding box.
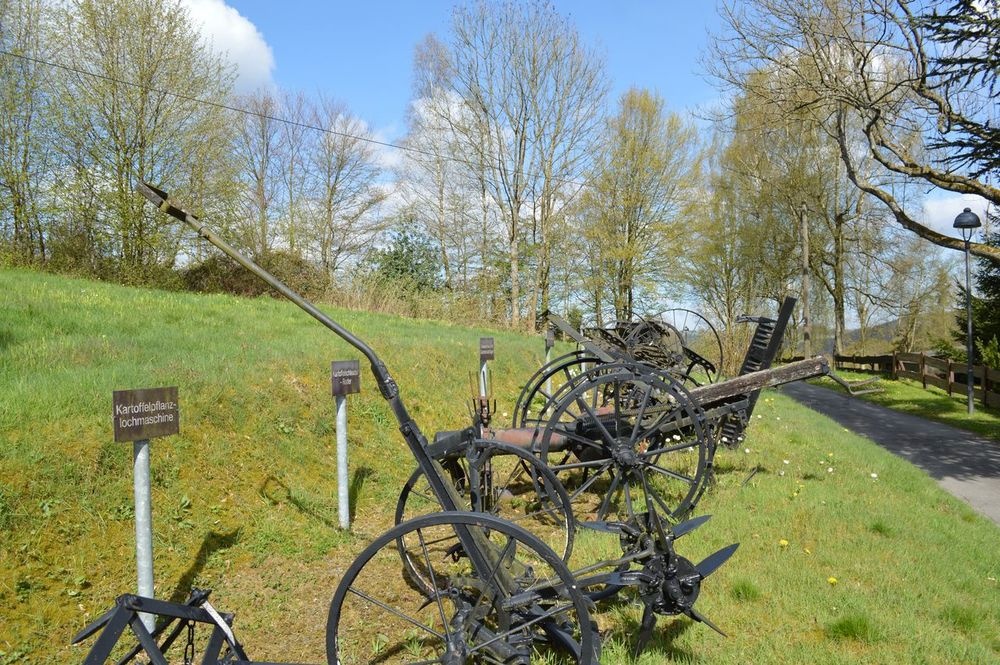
[183,0,987,236]
[215,1,725,136]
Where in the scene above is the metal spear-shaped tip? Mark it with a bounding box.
[136,180,169,204]
[671,513,711,539]
[136,181,198,223]
[696,542,739,579]
[687,606,727,637]
[633,604,658,658]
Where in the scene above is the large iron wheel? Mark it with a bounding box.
[512,350,603,428]
[532,362,711,524]
[327,512,599,665]
[653,309,724,385]
[395,439,576,595]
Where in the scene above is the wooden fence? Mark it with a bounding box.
[832,352,1000,410]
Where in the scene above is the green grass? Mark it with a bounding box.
[2,268,1000,664]
[814,370,1000,442]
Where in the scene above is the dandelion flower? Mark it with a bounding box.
[804,548,811,555]
[827,577,838,586]
[779,539,789,548]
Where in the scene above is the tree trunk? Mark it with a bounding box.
[800,202,812,357]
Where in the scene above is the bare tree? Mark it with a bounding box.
[0,0,49,263]
[425,1,608,327]
[51,0,235,278]
[306,96,386,277]
[402,37,481,293]
[280,91,311,256]
[709,0,1000,261]
[232,89,283,257]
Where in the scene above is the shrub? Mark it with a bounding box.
[182,250,327,299]
[977,336,1000,369]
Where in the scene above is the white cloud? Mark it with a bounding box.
[371,124,404,172]
[180,0,274,93]
[923,193,991,238]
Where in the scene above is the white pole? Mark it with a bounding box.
[132,439,155,633]
[336,395,350,529]
[479,360,488,397]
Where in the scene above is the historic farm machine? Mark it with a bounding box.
[73,183,830,664]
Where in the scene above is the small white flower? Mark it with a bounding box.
[779,470,785,476]
[783,459,790,465]
[827,467,834,473]
[673,434,681,441]
[745,448,751,454]
[870,473,878,479]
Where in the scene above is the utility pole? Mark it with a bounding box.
[800,202,812,357]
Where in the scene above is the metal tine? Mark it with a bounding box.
[688,606,727,637]
[633,605,658,658]
[671,513,711,538]
[696,543,739,579]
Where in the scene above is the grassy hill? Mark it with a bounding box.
[2,269,998,664]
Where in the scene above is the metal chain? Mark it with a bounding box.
[183,620,195,665]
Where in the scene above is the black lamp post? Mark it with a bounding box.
[954,207,982,414]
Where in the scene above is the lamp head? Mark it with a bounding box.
[954,207,981,241]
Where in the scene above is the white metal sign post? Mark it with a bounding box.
[332,360,361,530]
[113,386,179,633]
[479,337,494,397]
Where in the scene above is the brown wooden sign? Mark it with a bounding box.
[113,387,179,442]
[332,360,361,396]
[480,337,495,362]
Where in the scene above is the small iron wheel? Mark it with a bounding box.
[327,512,598,665]
[395,439,576,596]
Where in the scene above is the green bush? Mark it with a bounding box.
[977,335,1000,369]
[182,250,327,299]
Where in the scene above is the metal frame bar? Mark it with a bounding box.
[135,183,518,606]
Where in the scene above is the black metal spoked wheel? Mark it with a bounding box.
[395,439,576,594]
[654,309,724,385]
[511,351,603,428]
[619,318,690,377]
[533,362,711,524]
[327,512,599,665]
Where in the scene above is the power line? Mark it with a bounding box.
[0,48,597,191]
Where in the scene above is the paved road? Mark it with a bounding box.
[780,381,1000,527]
